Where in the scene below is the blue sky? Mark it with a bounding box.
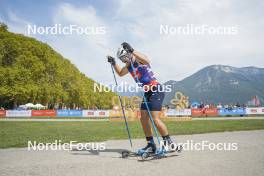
[0,0,118,25]
[0,0,263,84]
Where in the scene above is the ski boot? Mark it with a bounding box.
[137,141,157,159]
[162,137,183,153]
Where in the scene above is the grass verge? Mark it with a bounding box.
[0,119,264,148]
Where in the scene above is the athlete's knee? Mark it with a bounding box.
[140,111,148,121]
[152,116,161,124]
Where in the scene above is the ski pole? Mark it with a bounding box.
[110,64,133,147]
[128,57,161,145]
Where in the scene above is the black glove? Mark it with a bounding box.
[121,42,134,53]
[107,55,116,65]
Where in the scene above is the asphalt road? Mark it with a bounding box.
[0,130,263,176]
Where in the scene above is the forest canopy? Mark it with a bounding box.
[0,23,115,109]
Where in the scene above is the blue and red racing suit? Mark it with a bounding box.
[127,60,165,111]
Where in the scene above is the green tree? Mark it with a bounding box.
[0,24,116,109]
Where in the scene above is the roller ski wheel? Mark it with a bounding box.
[142,149,165,160]
[176,145,183,153]
[141,152,150,160]
[121,150,130,158]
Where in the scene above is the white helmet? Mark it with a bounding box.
[116,47,128,62]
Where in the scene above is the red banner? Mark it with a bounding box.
[32,110,56,117]
[0,110,6,117]
[191,108,204,116]
[191,108,218,116]
[204,108,218,116]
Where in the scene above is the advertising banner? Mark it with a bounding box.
[82,110,109,117]
[82,110,95,117]
[57,110,82,117]
[166,109,191,117]
[0,110,6,117]
[204,108,218,116]
[96,110,109,117]
[32,110,56,117]
[6,110,32,117]
[218,108,246,116]
[191,108,219,116]
[191,108,204,116]
[245,107,264,115]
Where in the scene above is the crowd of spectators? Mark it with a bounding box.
[193,102,248,110]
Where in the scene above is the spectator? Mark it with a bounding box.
[199,102,204,109]
[227,104,233,110]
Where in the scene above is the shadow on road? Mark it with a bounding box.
[71,148,126,155]
[70,148,180,162]
[138,154,180,162]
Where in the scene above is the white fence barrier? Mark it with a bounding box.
[6,110,32,117]
[82,110,109,117]
[165,109,191,117]
[245,107,264,115]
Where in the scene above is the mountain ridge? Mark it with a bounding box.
[163,65,264,105]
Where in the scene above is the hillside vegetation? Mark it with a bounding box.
[0,23,115,109]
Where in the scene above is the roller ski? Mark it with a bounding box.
[121,145,164,160]
[121,140,183,160]
[137,141,161,160]
[121,141,155,159]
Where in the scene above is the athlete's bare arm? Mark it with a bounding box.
[132,50,150,65]
[113,63,129,77]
